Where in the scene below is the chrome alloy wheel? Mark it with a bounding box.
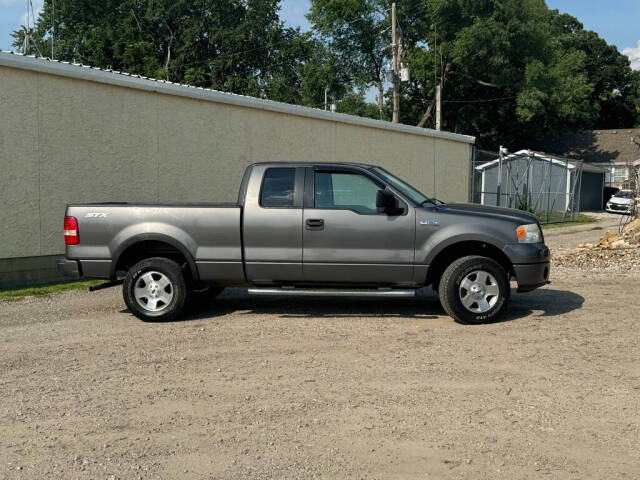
[134,271,174,313]
[458,270,500,313]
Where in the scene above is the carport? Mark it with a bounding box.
[475,150,605,213]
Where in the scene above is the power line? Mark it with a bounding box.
[443,96,517,104]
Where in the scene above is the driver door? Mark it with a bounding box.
[302,167,415,285]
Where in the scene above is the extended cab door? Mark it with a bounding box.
[302,166,415,285]
[243,165,305,283]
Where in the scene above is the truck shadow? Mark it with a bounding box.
[500,287,584,323]
[160,286,584,324]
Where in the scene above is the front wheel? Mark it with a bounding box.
[439,255,510,324]
[123,257,188,322]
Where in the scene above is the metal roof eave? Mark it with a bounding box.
[475,149,606,174]
[0,51,475,145]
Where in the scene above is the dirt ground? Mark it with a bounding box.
[1,214,639,479]
[542,212,625,254]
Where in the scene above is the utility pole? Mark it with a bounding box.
[435,85,441,130]
[433,23,437,94]
[391,2,399,123]
[23,0,30,54]
[432,23,442,130]
[324,87,329,111]
[51,0,54,59]
[497,146,506,207]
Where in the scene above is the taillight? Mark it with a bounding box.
[64,216,79,245]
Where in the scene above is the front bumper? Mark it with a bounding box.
[57,258,81,279]
[503,242,550,292]
[503,242,550,264]
[606,204,632,214]
[513,262,550,292]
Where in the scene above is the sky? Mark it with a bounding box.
[1,0,638,70]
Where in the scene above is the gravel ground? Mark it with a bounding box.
[547,212,640,272]
[543,212,626,255]
[1,214,639,479]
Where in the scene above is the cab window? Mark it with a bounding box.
[314,171,382,214]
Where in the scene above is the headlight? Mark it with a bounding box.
[516,223,541,243]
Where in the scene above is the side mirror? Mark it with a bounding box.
[376,189,397,213]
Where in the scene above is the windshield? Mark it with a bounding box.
[371,167,431,205]
[615,191,634,199]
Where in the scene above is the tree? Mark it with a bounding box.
[516,51,595,137]
[634,71,640,126]
[397,0,639,148]
[11,0,346,106]
[549,11,639,129]
[307,0,390,118]
[336,90,382,119]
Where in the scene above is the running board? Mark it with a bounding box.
[247,287,416,298]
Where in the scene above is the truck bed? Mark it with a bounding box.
[65,203,244,284]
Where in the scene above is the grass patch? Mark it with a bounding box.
[542,213,596,229]
[0,280,103,302]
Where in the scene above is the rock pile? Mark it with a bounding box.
[575,218,640,250]
[553,218,640,271]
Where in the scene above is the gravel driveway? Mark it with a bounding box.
[543,212,625,254]
[1,216,639,479]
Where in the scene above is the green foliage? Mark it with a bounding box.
[393,0,640,148]
[515,196,535,214]
[12,0,348,106]
[541,213,595,228]
[0,280,102,302]
[306,0,390,117]
[336,91,382,119]
[516,51,595,134]
[550,15,639,129]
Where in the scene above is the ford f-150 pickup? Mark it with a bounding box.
[58,162,550,324]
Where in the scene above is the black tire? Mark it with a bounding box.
[439,255,510,324]
[123,257,188,322]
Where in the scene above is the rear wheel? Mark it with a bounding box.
[123,257,188,322]
[439,255,510,324]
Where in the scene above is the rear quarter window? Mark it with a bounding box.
[260,168,296,207]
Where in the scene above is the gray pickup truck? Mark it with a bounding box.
[58,162,550,324]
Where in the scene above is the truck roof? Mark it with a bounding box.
[248,161,378,169]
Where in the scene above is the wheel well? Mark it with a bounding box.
[426,241,513,288]
[115,240,195,280]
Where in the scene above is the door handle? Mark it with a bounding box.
[306,218,324,230]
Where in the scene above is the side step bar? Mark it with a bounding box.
[247,288,416,298]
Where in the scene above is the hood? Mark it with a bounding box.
[438,203,539,224]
